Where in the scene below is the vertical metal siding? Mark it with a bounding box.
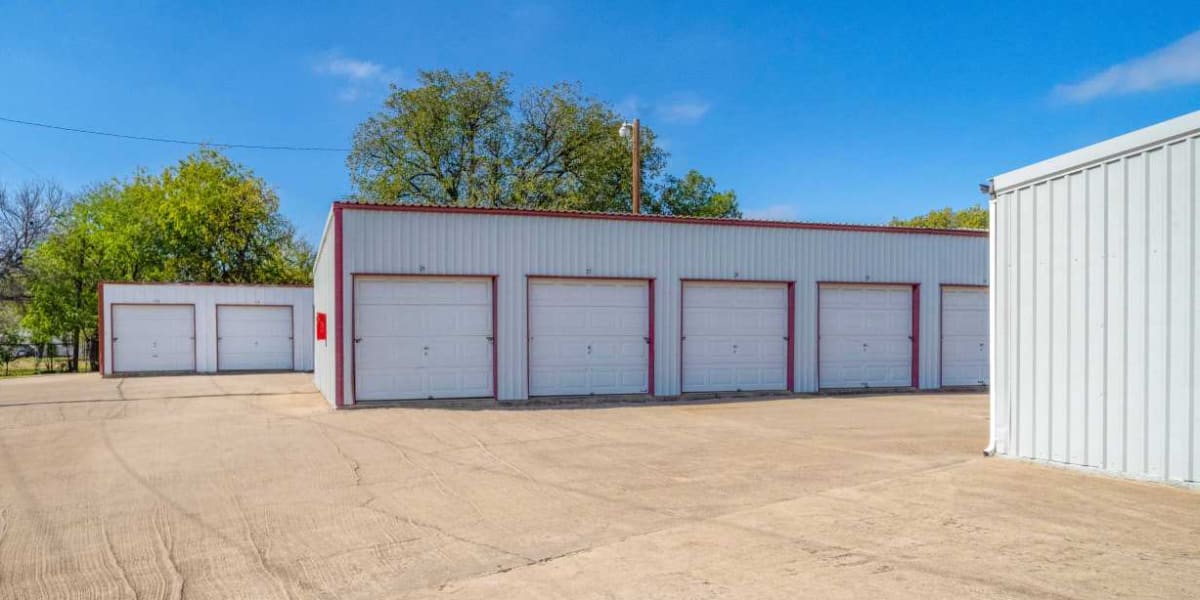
[312,212,337,405]
[993,128,1199,484]
[336,210,987,405]
[101,283,314,375]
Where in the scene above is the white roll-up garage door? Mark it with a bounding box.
[217,305,294,372]
[354,276,493,401]
[112,304,196,373]
[682,281,789,392]
[529,278,649,396]
[940,286,988,387]
[819,284,914,389]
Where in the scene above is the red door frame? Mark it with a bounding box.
[525,275,656,398]
[679,279,796,393]
[815,281,921,390]
[349,273,499,404]
[937,284,989,389]
[108,303,198,375]
[214,304,296,373]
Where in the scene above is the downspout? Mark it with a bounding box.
[982,180,999,456]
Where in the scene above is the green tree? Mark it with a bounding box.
[22,149,313,372]
[647,170,740,218]
[347,70,736,217]
[890,204,988,229]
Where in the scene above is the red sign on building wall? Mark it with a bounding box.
[316,312,327,341]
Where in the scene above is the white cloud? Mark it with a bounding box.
[744,204,801,221]
[1053,29,1200,103]
[313,50,400,102]
[656,96,711,123]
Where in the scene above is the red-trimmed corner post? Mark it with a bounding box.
[333,205,345,408]
[911,284,920,389]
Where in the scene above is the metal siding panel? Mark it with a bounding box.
[1018,186,1037,458]
[1105,159,1128,473]
[337,209,986,403]
[1034,182,1053,460]
[1193,137,1200,483]
[1126,153,1148,475]
[1067,172,1088,465]
[102,283,312,376]
[1145,148,1168,478]
[1167,140,1192,481]
[1049,177,1069,463]
[1085,166,1107,468]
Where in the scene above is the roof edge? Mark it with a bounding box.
[993,109,1200,194]
[98,281,313,289]
[333,202,988,238]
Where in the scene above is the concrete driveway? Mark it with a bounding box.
[0,374,1195,599]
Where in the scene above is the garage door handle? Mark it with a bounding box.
[486,336,494,342]
[587,345,592,354]
[643,336,650,343]
[354,337,362,343]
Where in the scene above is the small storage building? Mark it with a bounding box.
[98,282,314,375]
[312,203,988,407]
[989,109,1200,484]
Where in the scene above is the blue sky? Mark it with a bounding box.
[1,2,1198,244]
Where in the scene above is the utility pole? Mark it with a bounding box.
[620,119,642,214]
[631,119,640,214]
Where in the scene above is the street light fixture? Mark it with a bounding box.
[619,119,641,214]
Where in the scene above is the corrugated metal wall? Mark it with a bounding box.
[101,283,314,375]
[312,212,337,405]
[992,117,1199,484]
[336,209,987,404]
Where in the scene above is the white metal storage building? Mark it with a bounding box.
[99,282,314,375]
[312,203,988,407]
[988,109,1200,485]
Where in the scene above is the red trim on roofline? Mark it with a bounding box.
[98,280,312,288]
[333,202,987,238]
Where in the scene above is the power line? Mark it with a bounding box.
[0,115,350,153]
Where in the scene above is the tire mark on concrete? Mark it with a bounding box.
[151,507,184,600]
[99,518,137,599]
[232,494,293,600]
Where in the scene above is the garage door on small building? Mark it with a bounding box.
[529,278,649,396]
[940,287,988,387]
[819,284,914,389]
[216,305,294,372]
[354,276,494,401]
[682,281,789,392]
[112,304,196,373]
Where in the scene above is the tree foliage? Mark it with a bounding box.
[889,204,988,229]
[21,149,313,371]
[348,70,737,217]
[0,181,65,301]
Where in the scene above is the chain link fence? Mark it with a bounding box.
[0,340,96,376]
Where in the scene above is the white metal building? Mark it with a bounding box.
[99,282,314,375]
[989,110,1200,485]
[312,203,988,407]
